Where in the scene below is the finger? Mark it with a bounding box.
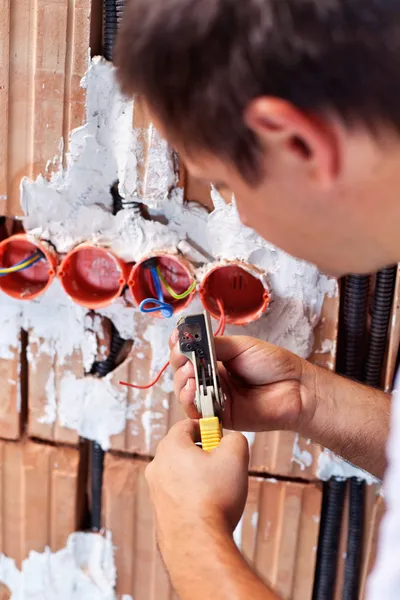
[164,419,201,448]
[169,328,179,350]
[170,340,189,372]
[215,336,279,384]
[175,374,200,419]
[215,432,250,467]
[214,336,261,362]
[174,359,194,394]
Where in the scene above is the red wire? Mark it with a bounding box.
[119,360,170,390]
[119,301,226,390]
[214,299,226,336]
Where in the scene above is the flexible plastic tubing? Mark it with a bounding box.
[103,0,118,61]
[91,441,105,532]
[364,265,397,388]
[90,323,127,531]
[111,182,141,214]
[312,477,346,600]
[342,274,370,381]
[341,478,366,600]
[91,322,127,378]
[336,275,370,599]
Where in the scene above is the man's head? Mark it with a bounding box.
[116,0,400,275]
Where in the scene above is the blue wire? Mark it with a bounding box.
[0,252,43,277]
[139,267,173,318]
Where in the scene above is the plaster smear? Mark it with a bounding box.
[317,449,380,485]
[291,434,313,471]
[0,532,117,600]
[0,282,89,367]
[59,373,127,450]
[6,57,337,450]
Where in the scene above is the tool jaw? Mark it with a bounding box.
[177,311,225,419]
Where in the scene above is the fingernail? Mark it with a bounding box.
[170,329,179,345]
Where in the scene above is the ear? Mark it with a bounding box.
[244,97,340,187]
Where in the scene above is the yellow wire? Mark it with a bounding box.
[0,253,42,275]
[156,266,196,300]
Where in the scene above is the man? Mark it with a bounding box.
[116,1,400,598]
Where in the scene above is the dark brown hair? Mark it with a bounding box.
[116,0,400,182]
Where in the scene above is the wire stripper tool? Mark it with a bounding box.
[177,310,225,451]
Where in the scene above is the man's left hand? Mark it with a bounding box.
[145,419,250,554]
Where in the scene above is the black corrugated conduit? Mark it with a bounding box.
[111,181,141,214]
[103,0,124,61]
[364,265,397,388]
[339,275,370,599]
[314,274,371,599]
[342,274,370,381]
[312,477,347,600]
[90,322,128,531]
[90,441,105,532]
[341,478,366,600]
[103,0,117,61]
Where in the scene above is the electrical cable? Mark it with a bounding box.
[342,478,365,600]
[312,477,347,600]
[364,265,397,388]
[140,264,197,319]
[0,251,44,276]
[120,301,226,390]
[140,266,174,318]
[214,299,226,336]
[120,360,171,391]
[156,266,196,300]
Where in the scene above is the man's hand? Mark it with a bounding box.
[146,419,281,600]
[146,419,249,550]
[170,331,390,479]
[170,331,314,433]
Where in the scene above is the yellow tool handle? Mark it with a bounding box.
[200,417,222,452]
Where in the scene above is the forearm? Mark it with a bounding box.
[159,519,279,600]
[300,361,390,479]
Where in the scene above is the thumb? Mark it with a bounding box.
[215,431,250,467]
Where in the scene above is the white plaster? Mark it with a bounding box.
[317,449,379,485]
[59,374,127,451]
[38,370,57,425]
[291,433,313,471]
[0,532,116,599]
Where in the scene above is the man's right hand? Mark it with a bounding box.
[169,332,316,434]
[170,330,390,479]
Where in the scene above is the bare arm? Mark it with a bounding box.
[146,420,281,600]
[301,361,390,479]
[161,517,279,600]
